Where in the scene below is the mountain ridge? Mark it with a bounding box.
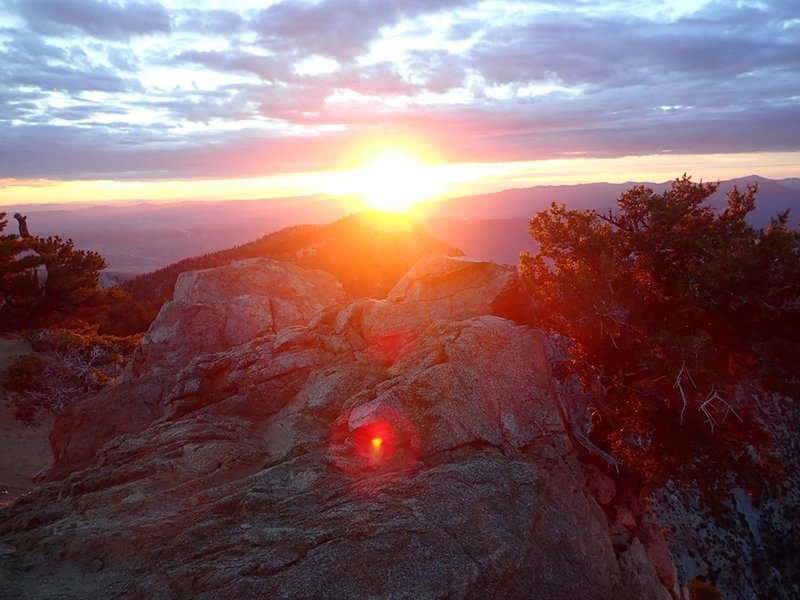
[5,175,795,274]
[113,213,462,335]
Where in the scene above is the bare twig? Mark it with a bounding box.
[674,361,694,424]
[698,387,724,431]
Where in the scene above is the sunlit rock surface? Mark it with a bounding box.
[1,256,675,599]
[46,258,345,480]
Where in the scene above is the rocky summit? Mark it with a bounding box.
[1,256,677,599]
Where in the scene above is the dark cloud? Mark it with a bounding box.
[2,96,798,181]
[18,0,170,40]
[104,45,140,72]
[45,103,129,122]
[11,62,132,94]
[0,89,48,123]
[459,1,799,161]
[0,121,351,180]
[252,0,477,62]
[315,98,800,169]
[172,49,421,100]
[147,84,267,123]
[170,53,422,115]
[252,0,394,62]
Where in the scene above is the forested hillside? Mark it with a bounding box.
[118,213,462,335]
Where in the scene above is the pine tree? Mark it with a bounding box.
[0,212,40,327]
[520,176,799,489]
[0,213,108,331]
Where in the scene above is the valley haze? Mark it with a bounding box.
[5,175,799,274]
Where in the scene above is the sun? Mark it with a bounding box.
[352,149,435,213]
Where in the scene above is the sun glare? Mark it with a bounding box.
[353,150,435,213]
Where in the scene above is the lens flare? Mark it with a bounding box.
[351,420,395,467]
[327,407,422,479]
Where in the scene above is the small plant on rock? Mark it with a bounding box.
[2,327,141,423]
[687,577,724,600]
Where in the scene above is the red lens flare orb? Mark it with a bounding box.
[327,406,422,478]
[352,420,395,466]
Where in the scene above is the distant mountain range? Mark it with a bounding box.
[5,175,797,272]
[426,175,799,224]
[10,195,351,274]
[425,175,799,264]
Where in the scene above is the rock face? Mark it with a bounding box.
[144,258,346,368]
[1,256,675,599]
[46,258,345,480]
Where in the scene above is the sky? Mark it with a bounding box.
[0,0,798,206]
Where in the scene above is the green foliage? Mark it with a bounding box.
[687,577,724,600]
[0,212,110,331]
[3,327,141,423]
[520,176,799,488]
[0,212,39,326]
[35,235,106,320]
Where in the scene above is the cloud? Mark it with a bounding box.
[0,0,797,182]
[18,0,170,40]
[174,50,291,82]
[252,0,477,62]
[468,5,797,89]
[455,1,798,159]
[252,0,393,62]
[404,50,466,93]
[324,62,419,96]
[0,121,352,180]
[0,88,48,123]
[0,29,137,96]
[6,88,795,182]
[175,9,244,35]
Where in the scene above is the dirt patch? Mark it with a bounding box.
[0,337,53,508]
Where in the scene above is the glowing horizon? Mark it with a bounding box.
[2,151,797,209]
